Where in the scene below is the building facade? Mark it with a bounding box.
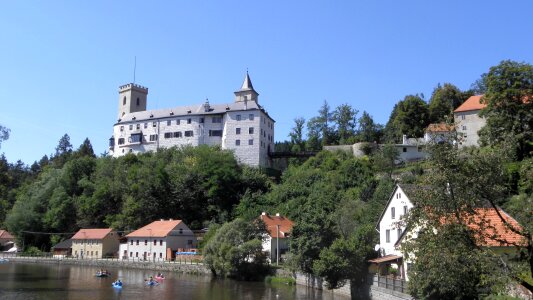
[71,228,120,259]
[454,95,487,147]
[109,73,275,167]
[259,212,294,263]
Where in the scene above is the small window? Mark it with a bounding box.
[145,240,148,245]
[136,124,140,130]
[118,138,125,145]
[136,240,139,245]
[160,240,163,246]
[209,130,223,137]
[199,118,204,123]
[462,125,466,130]
[397,228,402,240]
[173,131,182,138]
[403,147,407,152]
[391,207,395,219]
[130,240,133,245]
[144,123,148,129]
[403,205,408,215]
[109,138,115,147]
[129,124,133,130]
[212,116,222,123]
[386,230,390,243]
[123,96,126,105]
[461,115,465,120]
[164,132,172,139]
[120,126,124,132]
[167,120,171,126]
[236,139,241,146]
[187,118,192,124]
[153,122,157,127]
[176,119,180,125]
[130,252,132,257]
[136,97,140,106]
[136,252,138,257]
[149,134,158,141]
[248,139,253,145]
[184,131,194,137]
[154,240,157,245]
[249,114,254,120]
[159,253,162,258]
[249,127,254,134]
[236,115,241,121]
[236,128,241,135]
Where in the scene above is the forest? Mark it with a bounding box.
[0,59,531,299]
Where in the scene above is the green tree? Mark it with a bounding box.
[289,117,306,152]
[478,60,533,160]
[373,144,399,179]
[428,83,466,123]
[203,218,269,280]
[357,111,382,143]
[75,138,96,158]
[332,103,358,144]
[0,124,10,149]
[384,95,430,142]
[307,100,334,148]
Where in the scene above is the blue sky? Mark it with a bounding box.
[1,1,532,164]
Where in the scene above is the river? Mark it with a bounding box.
[0,262,349,300]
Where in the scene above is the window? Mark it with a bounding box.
[136,252,138,257]
[145,240,148,245]
[236,128,241,135]
[153,122,157,127]
[167,120,171,126]
[199,118,204,123]
[209,130,222,137]
[179,228,183,234]
[136,240,139,245]
[149,134,158,141]
[118,138,125,145]
[187,240,193,245]
[248,139,253,145]
[249,127,254,134]
[159,253,163,258]
[123,96,126,105]
[136,97,140,106]
[391,207,395,219]
[173,131,182,138]
[136,123,140,130]
[176,119,181,125]
[144,123,148,129]
[403,147,407,152]
[130,240,133,245]
[129,124,133,130]
[462,125,466,130]
[386,230,390,243]
[130,252,132,257]
[404,205,408,215]
[236,115,241,121]
[212,116,222,123]
[185,131,194,137]
[109,138,115,147]
[236,139,240,146]
[187,118,192,124]
[164,132,172,139]
[154,240,157,245]
[160,240,163,246]
[96,251,98,257]
[461,115,465,120]
[129,133,142,143]
[397,228,402,240]
[249,114,254,120]
[120,126,124,132]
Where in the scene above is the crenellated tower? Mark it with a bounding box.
[118,83,148,119]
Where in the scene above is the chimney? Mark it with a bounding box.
[275,213,280,217]
[160,219,164,221]
[402,135,408,145]
[261,212,267,216]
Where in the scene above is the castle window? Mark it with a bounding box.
[109,138,115,147]
[184,131,194,137]
[136,124,140,130]
[136,97,140,106]
[176,120,180,125]
[149,134,158,141]
[118,138,125,145]
[249,127,254,134]
[123,96,126,106]
[212,116,222,123]
[120,126,124,132]
[236,115,241,121]
[129,124,133,130]
[200,118,204,123]
[153,122,157,127]
[144,123,148,129]
[236,128,241,135]
[167,120,171,126]
[249,114,254,120]
[248,139,253,145]
[209,130,222,137]
[187,119,192,124]
[236,139,240,146]
[173,132,182,138]
[164,132,172,139]
[129,133,142,143]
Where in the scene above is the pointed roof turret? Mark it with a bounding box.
[234,71,259,103]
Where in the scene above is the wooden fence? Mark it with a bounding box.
[374,274,408,294]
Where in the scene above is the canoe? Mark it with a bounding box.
[96,272,110,277]
[112,282,123,288]
[146,281,159,286]
[155,276,165,280]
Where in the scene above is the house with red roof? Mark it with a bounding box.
[424,122,455,144]
[71,228,119,259]
[454,95,487,147]
[123,219,196,261]
[259,212,294,263]
[0,230,17,251]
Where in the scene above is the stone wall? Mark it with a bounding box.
[370,285,413,300]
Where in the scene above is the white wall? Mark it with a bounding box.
[454,110,486,147]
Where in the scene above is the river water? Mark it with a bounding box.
[0,262,349,300]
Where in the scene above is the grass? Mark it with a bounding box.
[264,276,296,286]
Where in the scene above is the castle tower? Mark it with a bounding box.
[118,83,148,119]
[234,72,259,103]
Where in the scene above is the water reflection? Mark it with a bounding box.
[0,262,349,300]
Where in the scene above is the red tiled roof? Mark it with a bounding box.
[126,220,183,238]
[260,213,294,239]
[0,230,14,239]
[426,122,455,132]
[71,228,113,240]
[454,95,486,113]
[466,208,525,247]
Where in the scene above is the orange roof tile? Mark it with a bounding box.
[71,228,113,240]
[426,122,455,132]
[126,220,183,238]
[454,95,486,113]
[0,230,14,239]
[260,213,294,239]
[466,208,525,247]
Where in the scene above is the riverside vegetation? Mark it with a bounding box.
[0,60,532,299]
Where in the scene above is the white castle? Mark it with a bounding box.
[109,73,275,167]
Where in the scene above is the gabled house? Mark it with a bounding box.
[259,212,294,263]
[0,230,16,251]
[424,122,455,144]
[371,184,524,281]
[52,239,72,258]
[71,228,120,259]
[123,219,197,261]
[454,95,487,147]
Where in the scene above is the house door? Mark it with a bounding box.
[123,250,127,259]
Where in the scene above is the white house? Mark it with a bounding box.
[454,95,487,148]
[122,219,197,261]
[109,72,275,167]
[259,212,294,263]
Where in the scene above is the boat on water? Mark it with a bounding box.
[112,281,123,288]
[0,258,9,263]
[95,271,110,277]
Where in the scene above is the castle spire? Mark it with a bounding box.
[240,71,254,91]
[234,71,259,103]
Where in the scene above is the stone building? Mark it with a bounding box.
[454,95,487,147]
[109,73,275,167]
